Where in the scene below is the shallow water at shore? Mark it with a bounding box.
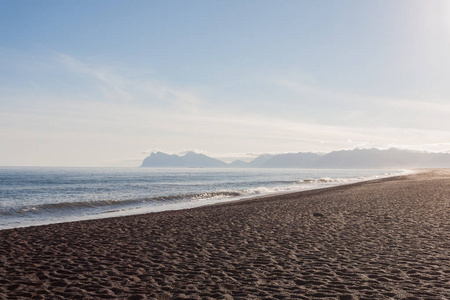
[0,167,409,229]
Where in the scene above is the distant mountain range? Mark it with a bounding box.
[141,151,228,168]
[141,148,450,169]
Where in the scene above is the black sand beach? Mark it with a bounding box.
[1,170,449,299]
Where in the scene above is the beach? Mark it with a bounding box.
[0,170,449,299]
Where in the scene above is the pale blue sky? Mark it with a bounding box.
[1,0,450,166]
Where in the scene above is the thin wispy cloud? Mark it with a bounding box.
[55,52,204,109]
[2,50,450,166]
[1,1,449,166]
[262,76,450,130]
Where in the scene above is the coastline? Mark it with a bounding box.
[210,170,417,208]
[0,168,411,230]
[1,170,449,299]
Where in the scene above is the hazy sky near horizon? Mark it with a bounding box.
[1,0,450,166]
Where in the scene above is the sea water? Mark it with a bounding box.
[0,167,410,230]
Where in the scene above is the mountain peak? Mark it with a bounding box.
[183,151,205,157]
[141,151,227,168]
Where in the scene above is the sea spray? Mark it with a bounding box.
[0,167,412,229]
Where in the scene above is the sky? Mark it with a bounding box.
[1,0,450,166]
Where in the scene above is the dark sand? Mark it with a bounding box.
[1,170,449,299]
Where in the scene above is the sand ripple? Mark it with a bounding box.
[1,170,449,299]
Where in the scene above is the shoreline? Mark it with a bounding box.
[1,170,449,299]
[0,169,413,231]
[210,170,417,208]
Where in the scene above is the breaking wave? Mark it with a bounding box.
[0,191,245,216]
[0,168,412,229]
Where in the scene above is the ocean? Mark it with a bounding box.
[0,167,409,230]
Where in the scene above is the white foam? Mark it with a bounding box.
[0,169,414,230]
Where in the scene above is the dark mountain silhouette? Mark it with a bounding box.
[141,151,228,168]
[141,152,182,167]
[261,152,322,168]
[247,154,275,167]
[314,148,398,169]
[141,148,450,168]
[314,148,450,168]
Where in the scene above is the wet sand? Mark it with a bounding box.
[1,170,449,299]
